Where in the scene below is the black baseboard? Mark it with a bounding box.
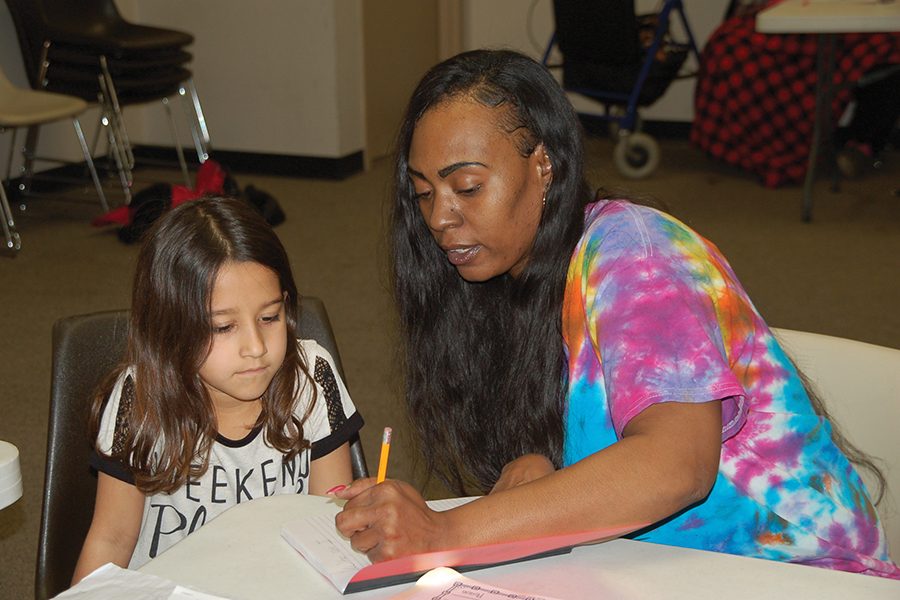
[132,145,365,180]
[578,114,692,139]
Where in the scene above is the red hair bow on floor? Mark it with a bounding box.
[91,159,228,227]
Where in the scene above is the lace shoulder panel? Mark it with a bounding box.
[313,356,347,432]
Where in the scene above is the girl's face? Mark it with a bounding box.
[198,260,288,411]
[408,97,552,282]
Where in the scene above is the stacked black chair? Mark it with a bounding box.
[3,0,210,201]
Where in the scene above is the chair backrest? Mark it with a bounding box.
[35,296,368,600]
[773,328,900,561]
[1,0,47,87]
[35,310,128,600]
[552,0,642,67]
[40,0,121,23]
[0,64,17,94]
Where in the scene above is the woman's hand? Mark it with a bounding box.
[334,478,448,562]
[490,454,556,494]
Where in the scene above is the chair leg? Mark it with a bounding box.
[162,97,192,187]
[186,78,211,154]
[89,109,105,163]
[0,177,21,254]
[179,84,209,164]
[99,56,135,170]
[87,104,117,179]
[98,76,134,204]
[4,128,16,184]
[19,125,41,207]
[101,110,133,206]
[72,118,110,213]
[100,58,197,186]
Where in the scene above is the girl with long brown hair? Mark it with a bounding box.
[73,197,363,581]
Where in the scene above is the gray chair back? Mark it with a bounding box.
[35,296,367,599]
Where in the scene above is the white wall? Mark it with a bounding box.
[333,0,366,157]
[461,0,730,122]
[131,0,365,158]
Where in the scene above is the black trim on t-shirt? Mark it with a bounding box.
[311,411,364,460]
[90,450,136,485]
[216,424,264,447]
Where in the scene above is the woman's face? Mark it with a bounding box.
[408,97,552,282]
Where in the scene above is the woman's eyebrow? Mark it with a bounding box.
[438,161,487,178]
[409,162,488,181]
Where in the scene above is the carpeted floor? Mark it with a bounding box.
[1,137,898,599]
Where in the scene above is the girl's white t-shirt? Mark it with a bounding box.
[91,339,363,568]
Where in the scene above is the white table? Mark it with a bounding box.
[756,0,900,222]
[140,494,900,600]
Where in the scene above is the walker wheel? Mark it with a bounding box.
[613,132,660,179]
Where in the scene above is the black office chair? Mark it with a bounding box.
[3,0,193,92]
[35,297,368,600]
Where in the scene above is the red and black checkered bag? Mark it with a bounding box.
[690,1,900,187]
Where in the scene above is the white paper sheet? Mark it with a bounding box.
[52,563,232,600]
[389,567,563,600]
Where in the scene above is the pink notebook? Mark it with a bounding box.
[281,497,644,594]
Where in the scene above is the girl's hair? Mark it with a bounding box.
[89,197,314,494]
[391,49,593,492]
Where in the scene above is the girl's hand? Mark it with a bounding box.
[334,478,447,562]
[490,454,555,494]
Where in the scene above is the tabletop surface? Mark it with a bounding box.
[757,0,900,34]
[139,494,900,600]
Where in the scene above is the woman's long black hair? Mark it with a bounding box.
[391,50,593,493]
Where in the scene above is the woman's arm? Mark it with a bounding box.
[308,442,353,495]
[72,472,145,584]
[336,400,722,561]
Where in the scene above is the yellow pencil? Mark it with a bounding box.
[376,427,392,483]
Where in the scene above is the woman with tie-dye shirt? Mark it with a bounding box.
[334,49,899,578]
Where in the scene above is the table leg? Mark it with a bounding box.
[802,33,836,223]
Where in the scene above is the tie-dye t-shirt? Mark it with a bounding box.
[562,200,898,578]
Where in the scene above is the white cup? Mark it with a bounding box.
[0,440,23,510]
